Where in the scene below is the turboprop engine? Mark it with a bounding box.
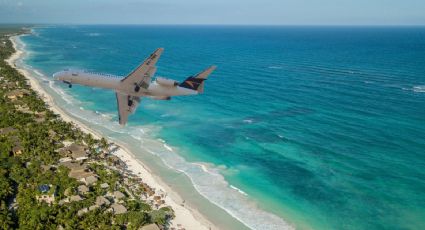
[156,77,179,87]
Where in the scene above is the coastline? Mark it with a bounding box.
[7,35,216,230]
[4,25,423,230]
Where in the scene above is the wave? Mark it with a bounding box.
[400,85,425,93]
[87,32,101,37]
[48,81,75,104]
[163,144,173,151]
[137,141,294,230]
[413,85,425,93]
[243,119,254,124]
[268,66,283,69]
[230,185,248,196]
[33,69,45,77]
[131,135,142,141]
[157,138,165,143]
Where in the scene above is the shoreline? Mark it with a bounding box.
[7,34,216,230]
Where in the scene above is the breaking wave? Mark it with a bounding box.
[268,66,283,69]
[413,85,425,93]
[139,142,294,230]
[230,185,248,196]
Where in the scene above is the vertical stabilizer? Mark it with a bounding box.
[179,66,216,93]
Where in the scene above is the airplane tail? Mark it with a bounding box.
[179,66,216,93]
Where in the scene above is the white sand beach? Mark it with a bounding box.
[7,35,216,230]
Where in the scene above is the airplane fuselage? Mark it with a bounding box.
[52,48,216,125]
[53,70,198,97]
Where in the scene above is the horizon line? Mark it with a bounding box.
[1,23,425,27]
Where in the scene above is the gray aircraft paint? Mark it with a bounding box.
[53,48,216,125]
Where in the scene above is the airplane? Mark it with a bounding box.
[53,48,216,126]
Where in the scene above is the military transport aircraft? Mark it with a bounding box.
[53,48,216,125]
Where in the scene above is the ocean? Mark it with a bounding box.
[18,25,425,229]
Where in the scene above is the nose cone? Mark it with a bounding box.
[53,71,64,81]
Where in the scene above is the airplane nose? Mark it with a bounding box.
[52,71,62,80]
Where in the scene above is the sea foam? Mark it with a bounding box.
[413,85,425,93]
[230,185,248,196]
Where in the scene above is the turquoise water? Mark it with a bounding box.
[21,26,425,229]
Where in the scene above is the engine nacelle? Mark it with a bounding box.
[151,96,171,100]
[156,77,179,87]
[63,80,72,88]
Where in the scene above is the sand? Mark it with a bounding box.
[7,35,216,230]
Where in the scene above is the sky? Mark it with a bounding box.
[0,0,425,25]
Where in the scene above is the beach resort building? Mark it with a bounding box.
[4,89,29,101]
[100,183,109,189]
[110,203,127,214]
[81,175,98,185]
[59,143,89,161]
[12,144,23,156]
[95,196,111,207]
[78,185,89,194]
[70,195,84,202]
[36,184,56,205]
[0,127,17,135]
[77,208,89,216]
[59,161,98,184]
[113,191,125,200]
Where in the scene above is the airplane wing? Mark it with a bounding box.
[121,48,164,93]
[116,92,141,125]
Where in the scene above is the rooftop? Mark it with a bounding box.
[0,127,17,135]
[100,183,109,189]
[5,89,30,99]
[69,195,83,202]
[113,191,125,200]
[83,175,98,185]
[78,185,89,194]
[60,143,88,160]
[141,224,161,230]
[95,196,110,207]
[111,203,127,214]
[38,184,50,193]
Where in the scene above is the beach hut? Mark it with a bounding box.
[95,196,110,207]
[111,203,127,214]
[113,191,125,200]
[70,195,83,202]
[77,208,88,216]
[38,184,50,193]
[100,183,109,189]
[78,184,90,194]
[82,175,98,185]
[12,145,23,156]
[141,224,160,230]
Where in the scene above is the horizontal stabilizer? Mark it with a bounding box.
[179,66,216,93]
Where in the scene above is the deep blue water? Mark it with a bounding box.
[22,26,425,229]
